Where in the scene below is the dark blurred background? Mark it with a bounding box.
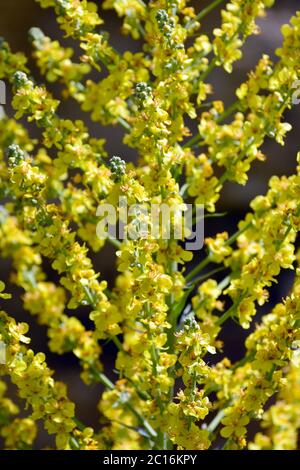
[0,0,299,448]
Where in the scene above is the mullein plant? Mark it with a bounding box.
[0,0,300,450]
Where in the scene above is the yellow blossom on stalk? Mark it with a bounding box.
[205,232,233,264]
[103,0,147,39]
[0,147,121,342]
[0,281,11,300]
[0,380,37,450]
[224,171,300,328]
[213,1,275,73]
[192,279,224,341]
[0,311,98,449]
[0,381,19,426]
[1,418,37,450]
[29,27,91,88]
[161,402,211,450]
[1,0,300,451]
[249,365,300,450]
[0,39,28,79]
[214,274,300,448]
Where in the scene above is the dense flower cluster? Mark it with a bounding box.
[0,305,97,449]
[0,0,300,450]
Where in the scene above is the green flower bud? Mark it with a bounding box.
[12,71,29,88]
[109,155,126,181]
[134,82,152,109]
[156,9,175,40]
[156,9,169,29]
[6,144,25,167]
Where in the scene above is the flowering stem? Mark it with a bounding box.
[150,376,167,447]
[186,219,253,282]
[183,100,239,149]
[90,366,157,439]
[214,216,289,328]
[90,367,114,390]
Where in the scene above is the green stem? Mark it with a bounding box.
[185,255,211,282]
[110,335,124,351]
[187,266,226,287]
[107,236,122,249]
[117,116,132,132]
[216,100,239,123]
[90,367,114,390]
[225,220,252,246]
[217,275,230,292]
[198,56,218,83]
[69,436,81,450]
[149,343,164,414]
[182,134,205,149]
[136,21,146,37]
[207,409,225,433]
[232,351,255,371]
[126,403,157,439]
[216,303,236,326]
